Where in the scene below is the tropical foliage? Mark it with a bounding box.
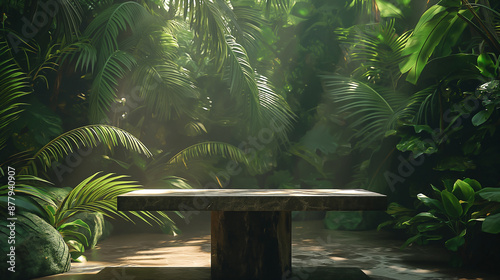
[2,0,500,273]
[380,178,500,266]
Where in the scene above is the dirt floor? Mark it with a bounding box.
[37,213,499,280]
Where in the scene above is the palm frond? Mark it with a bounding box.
[90,50,136,123]
[231,5,266,61]
[256,73,295,141]
[225,35,258,98]
[322,75,409,149]
[0,174,56,206]
[167,141,249,168]
[132,60,198,120]
[58,41,97,72]
[0,39,31,151]
[174,0,230,69]
[413,86,442,126]
[0,173,57,221]
[224,36,294,139]
[344,20,410,87]
[55,172,166,227]
[53,0,84,41]
[402,85,439,125]
[84,1,151,64]
[23,125,152,175]
[263,0,290,16]
[137,28,179,61]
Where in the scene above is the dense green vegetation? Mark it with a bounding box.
[1,0,500,277]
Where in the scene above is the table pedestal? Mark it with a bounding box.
[211,211,291,280]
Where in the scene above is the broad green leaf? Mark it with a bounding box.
[444,229,466,251]
[57,219,91,235]
[418,54,480,82]
[66,239,85,253]
[401,234,422,248]
[482,213,500,234]
[399,6,459,84]
[417,193,444,212]
[441,190,463,218]
[472,106,494,126]
[417,222,444,232]
[61,230,89,247]
[413,125,434,134]
[409,212,440,224]
[431,184,442,196]
[396,135,438,157]
[452,179,475,202]
[375,0,403,18]
[434,9,471,57]
[477,188,500,202]
[463,178,481,191]
[386,202,414,215]
[477,53,496,78]
[423,234,443,241]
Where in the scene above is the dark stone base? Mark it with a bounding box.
[95,266,370,280]
[211,211,291,280]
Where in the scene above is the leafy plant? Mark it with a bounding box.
[321,75,411,150]
[381,178,500,264]
[18,124,152,176]
[0,171,176,261]
[0,38,30,151]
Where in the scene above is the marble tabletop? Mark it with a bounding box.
[118,189,387,212]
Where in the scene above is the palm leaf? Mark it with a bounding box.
[263,0,290,16]
[225,36,294,139]
[322,75,409,149]
[58,41,97,72]
[256,73,295,141]
[167,141,249,168]
[0,39,30,151]
[84,1,151,64]
[225,34,258,99]
[343,20,410,87]
[220,2,266,60]
[54,0,84,41]
[174,0,230,69]
[126,27,180,61]
[23,125,152,174]
[55,172,166,227]
[132,60,198,120]
[90,50,136,123]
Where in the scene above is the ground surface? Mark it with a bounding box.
[37,213,498,280]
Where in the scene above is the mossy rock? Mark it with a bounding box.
[0,212,71,279]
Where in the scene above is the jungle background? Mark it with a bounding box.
[1,0,500,279]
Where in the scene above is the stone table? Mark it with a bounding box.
[117,189,387,280]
